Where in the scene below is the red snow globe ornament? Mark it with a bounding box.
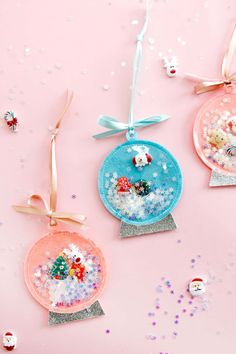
[14,92,106,326]
[190,26,236,186]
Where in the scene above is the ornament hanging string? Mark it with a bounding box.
[93,0,169,140]
[13,91,86,227]
[187,25,236,94]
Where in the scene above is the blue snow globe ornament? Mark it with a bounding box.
[93,2,182,238]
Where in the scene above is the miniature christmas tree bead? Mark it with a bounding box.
[50,256,68,280]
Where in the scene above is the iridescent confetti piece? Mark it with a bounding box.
[209,170,236,186]
[120,214,176,238]
[48,300,105,326]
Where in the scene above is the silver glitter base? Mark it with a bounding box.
[48,300,105,326]
[209,170,236,187]
[120,213,176,238]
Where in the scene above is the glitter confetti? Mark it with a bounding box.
[102,84,110,91]
[54,62,63,70]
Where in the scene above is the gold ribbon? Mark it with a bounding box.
[188,26,236,94]
[13,91,86,227]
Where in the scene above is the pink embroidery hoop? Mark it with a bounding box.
[24,230,106,313]
[193,92,236,176]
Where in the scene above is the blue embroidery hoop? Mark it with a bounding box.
[94,0,183,236]
[98,139,182,226]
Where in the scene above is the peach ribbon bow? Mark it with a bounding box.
[13,91,86,227]
[187,26,236,94]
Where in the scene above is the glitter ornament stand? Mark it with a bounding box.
[209,170,236,187]
[14,92,106,326]
[94,0,182,237]
[48,300,104,326]
[120,214,176,238]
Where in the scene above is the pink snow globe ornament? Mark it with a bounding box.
[190,26,236,186]
[14,92,106,326]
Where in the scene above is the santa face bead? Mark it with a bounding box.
[132,152,152,168]
[134,180,151,196]
[189,278,206,297]
[116,177,132,194]
[226,116,236,134]
[2,332,17,351]
[4,111,18,132]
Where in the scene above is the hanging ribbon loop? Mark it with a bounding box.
[93,0,169,139]
[13,91,86,228]
[93,114,169,139]
[188,26,236,94]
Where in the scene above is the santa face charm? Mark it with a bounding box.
[189,278,206,297]
[2,332,17,351]
[132,145,152,167]
[98,140,182,227]
[194,93,236,175]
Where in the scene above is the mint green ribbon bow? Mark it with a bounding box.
[93,114,169,139]
[93,0,169,140]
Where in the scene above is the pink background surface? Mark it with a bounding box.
[0,0,236,353]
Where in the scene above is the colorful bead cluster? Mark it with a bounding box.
[107,175,174,221]
[200,98,236,172]
[33,243,102,309]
